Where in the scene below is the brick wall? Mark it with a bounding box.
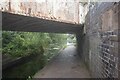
[83,2,120,78]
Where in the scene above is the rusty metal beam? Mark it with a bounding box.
[2,12,83,33]
[0,0,88,24]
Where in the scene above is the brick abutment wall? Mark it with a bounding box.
[80,2,120,78]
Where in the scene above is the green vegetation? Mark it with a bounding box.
[67,34,76,43]
[2,31,67,78]
[2,31,67,58]
[66,34,76,46]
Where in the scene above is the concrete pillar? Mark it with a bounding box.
[118,2,120,79]
[76,26,84,59]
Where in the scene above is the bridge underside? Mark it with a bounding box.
[2,12,83,33]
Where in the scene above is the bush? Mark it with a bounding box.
[2,31,67,58]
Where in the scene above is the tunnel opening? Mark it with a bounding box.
[2,31,80,78]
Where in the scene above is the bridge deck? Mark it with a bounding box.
[2,12,83,33]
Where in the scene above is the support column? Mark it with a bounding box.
[76,26,84,59]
